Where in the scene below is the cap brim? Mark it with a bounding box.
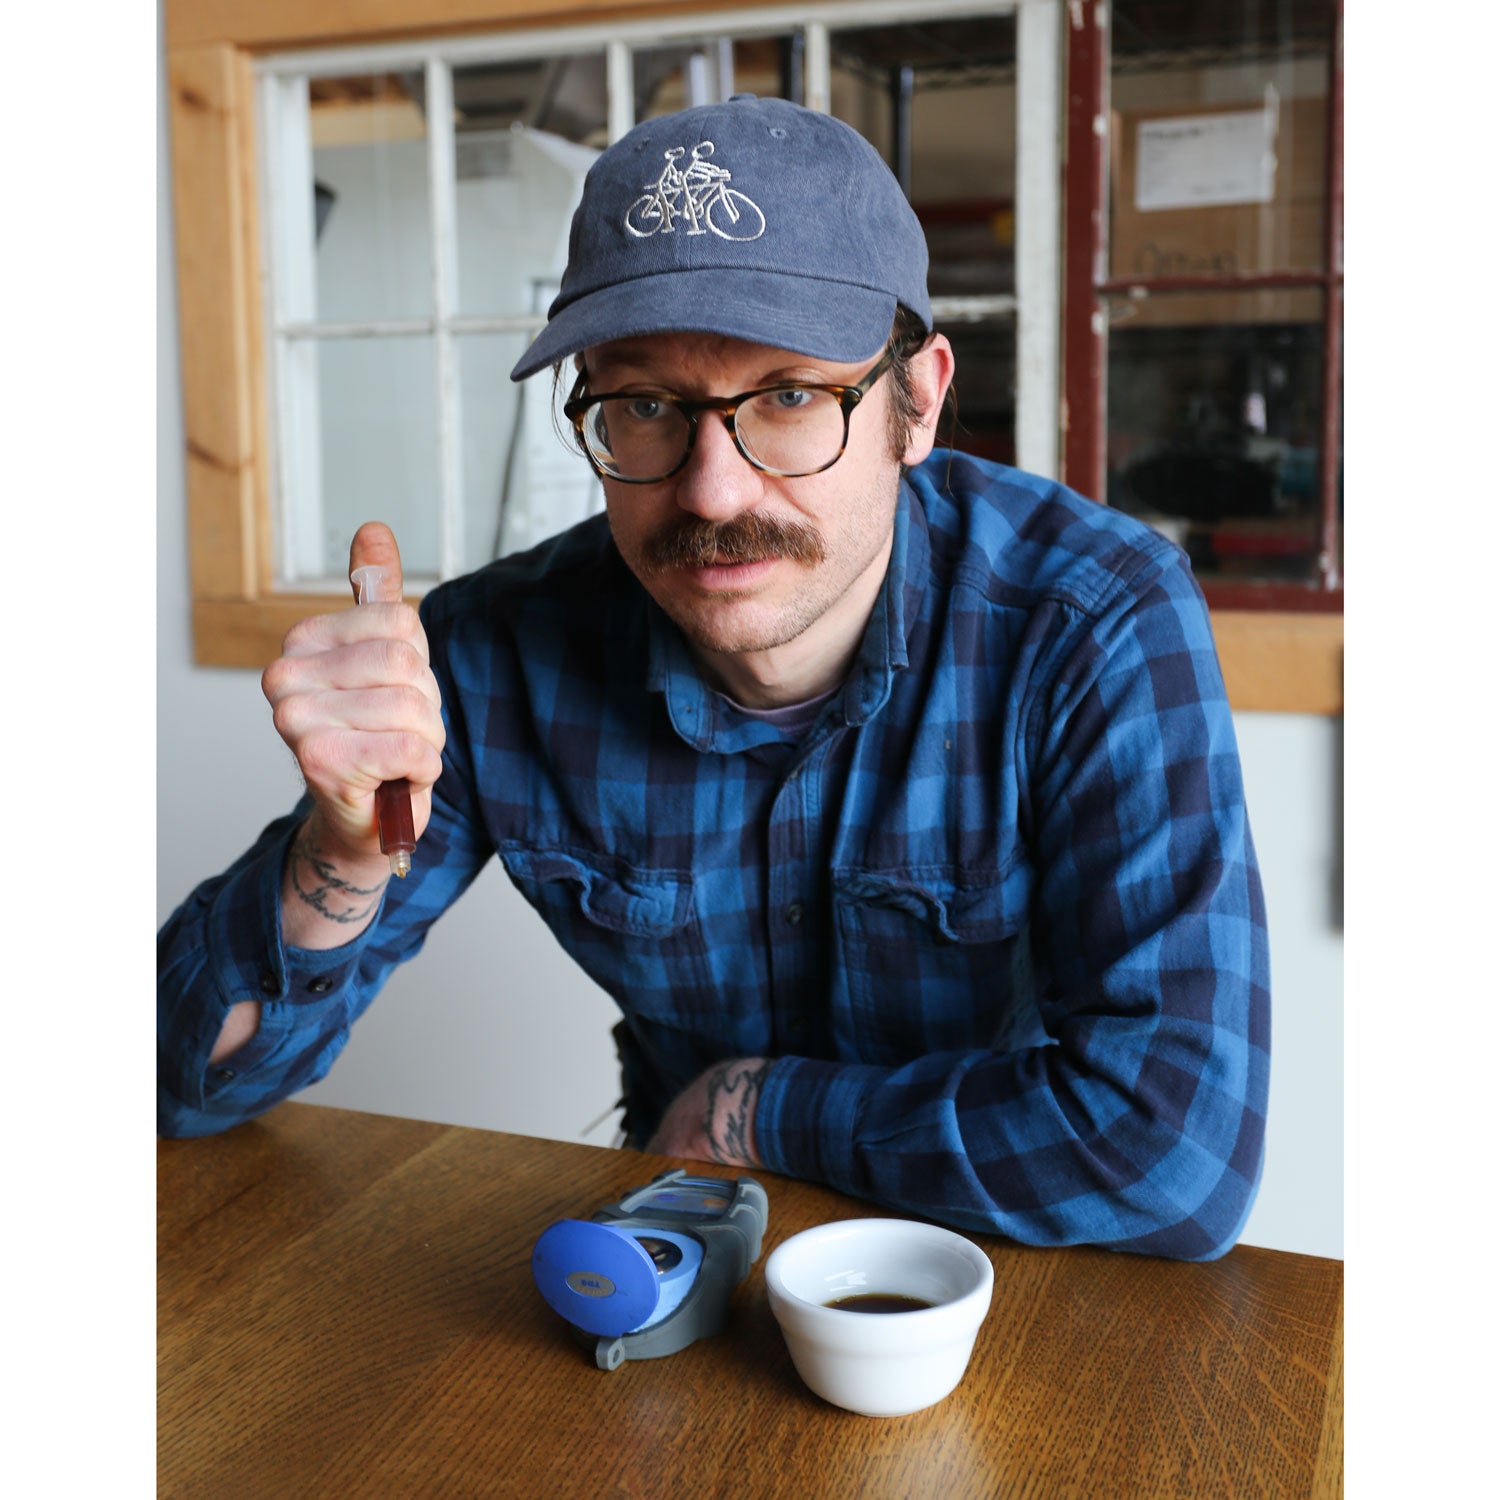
[509,267,897,381]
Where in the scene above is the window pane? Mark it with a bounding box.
[943,321,1016,466]
[830,17,1019,462]
[314,336,441,581]
[1106,290,1335,587]
[634,36,798,120]
[1109,1,1333,278]
[450,56,607,318]
[831,18,1016,296]
[309,72,433,322]
[457,333,603,573]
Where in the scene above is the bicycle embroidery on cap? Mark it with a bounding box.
[625,142,767,241]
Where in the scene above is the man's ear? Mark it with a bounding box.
[900,334,956,468]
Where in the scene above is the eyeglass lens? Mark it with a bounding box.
[580,387,849,480]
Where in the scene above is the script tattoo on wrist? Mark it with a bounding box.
[289,827,385,924]
[702,1059,770,1166]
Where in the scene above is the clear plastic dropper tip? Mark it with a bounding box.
[389,850,412,879]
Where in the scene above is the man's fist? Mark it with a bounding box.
[261,522,445,872]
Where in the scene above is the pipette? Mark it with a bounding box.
[349,563,417,878]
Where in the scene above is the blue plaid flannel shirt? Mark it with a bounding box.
[159,451,1269,1260]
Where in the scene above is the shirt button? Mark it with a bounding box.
[214,1067,236,1082]
[785,903,803,926]
[258,972,279,995]
[307,977,333,995]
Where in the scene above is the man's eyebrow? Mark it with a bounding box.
[589,358,844,391]
[588,336,847,384]
[584,351,673,387]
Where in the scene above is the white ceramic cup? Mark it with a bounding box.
[764,1218,994,1418]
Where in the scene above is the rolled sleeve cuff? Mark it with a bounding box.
[159,809,385,1117]
[209,815,387,1005]
[755,1055,889,1199]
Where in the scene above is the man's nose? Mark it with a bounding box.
[672,410,763,520]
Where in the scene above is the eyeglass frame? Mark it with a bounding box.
[562,342,900,484]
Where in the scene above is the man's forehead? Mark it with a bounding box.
[583,331,876,383]
[588,331,787,366]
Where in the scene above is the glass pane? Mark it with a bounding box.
[830,18,1018,300]
[634,36,798,121]
[942,320,1015,466]
[315,336,441,581]
[309,72,433,322]
[1109,1,1333,278]
[830,18,1018,464]
[456,333,603,572]
[450,55,607,318]
[1106,290,1334,587]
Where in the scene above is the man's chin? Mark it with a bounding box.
[660,593,810,659]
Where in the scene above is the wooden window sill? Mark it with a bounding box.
[1209,610,1342,715]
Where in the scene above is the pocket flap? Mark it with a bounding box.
[499,845,694,937]
[833,867,1027,944]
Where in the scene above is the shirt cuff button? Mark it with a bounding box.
[258,972,279,995]
[307,977,334,995]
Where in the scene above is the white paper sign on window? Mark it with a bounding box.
[1135,109,1278,212]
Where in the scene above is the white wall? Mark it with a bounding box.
[1232,712,1343,1259]
[158,49,1341,1259]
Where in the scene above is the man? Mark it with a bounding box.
[159,96,1269,1261]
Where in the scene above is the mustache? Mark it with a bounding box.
[639,512,827,574]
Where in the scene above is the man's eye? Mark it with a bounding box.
[623,397,667,421]
[770,387,815,410]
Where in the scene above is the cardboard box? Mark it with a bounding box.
[1109,97,1329,327]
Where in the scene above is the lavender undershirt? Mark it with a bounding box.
[716,685,840,739]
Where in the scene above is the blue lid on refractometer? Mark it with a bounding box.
[531,1220,662,1337]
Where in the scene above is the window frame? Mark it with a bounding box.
[165,0,1340,711]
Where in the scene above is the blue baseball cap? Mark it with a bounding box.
[509,94,932,381]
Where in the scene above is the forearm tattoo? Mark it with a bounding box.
[288,827,385,924]
[703,1059,770,1165]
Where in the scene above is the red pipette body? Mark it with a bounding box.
[350,562,417,878]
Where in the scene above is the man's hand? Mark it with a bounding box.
[260,522,446,946]
[646,1058,770,1168]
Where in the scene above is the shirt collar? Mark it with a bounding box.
[645,477,930,754]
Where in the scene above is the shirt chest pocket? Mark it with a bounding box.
[832,864,1039,1065]
[497,844,713,1018]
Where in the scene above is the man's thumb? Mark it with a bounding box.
[348,521,404,604]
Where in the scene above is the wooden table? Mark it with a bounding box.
[159,1104,1342,1498]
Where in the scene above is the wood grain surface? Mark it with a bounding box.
[159,1104,1342,1499]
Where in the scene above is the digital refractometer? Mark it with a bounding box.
[531,1170,769,1370]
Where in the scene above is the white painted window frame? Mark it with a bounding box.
[256,0,1061,591]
